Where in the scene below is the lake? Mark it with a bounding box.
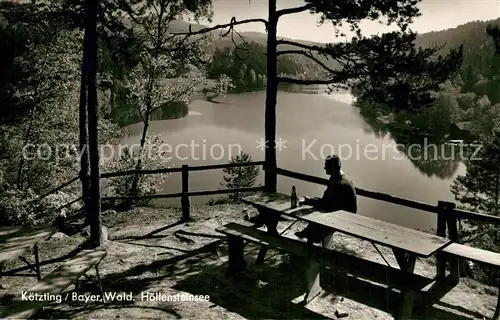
[119,90,467,231]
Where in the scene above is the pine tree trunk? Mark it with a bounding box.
[85,0,102,248]
[79,28,90,226]
[264,0,278,193]
[128,119,149,201]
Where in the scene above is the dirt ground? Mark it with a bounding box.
[0,203,498,319]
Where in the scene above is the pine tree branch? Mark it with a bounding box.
[277,49,336,73]
[460,227,492,244]
[149,80,202,113]
[277,77,339,85]
[277,39,333,57]
[276,4,312,17]
[171,18,268,36]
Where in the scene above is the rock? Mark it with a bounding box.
[102,209,116,216]
[81,226,90,237]
[335,309,349,318]
[102,225,109,242]
[50,232,69,240]
[242,208,249,214]
[80,225,109,243]
[0,283,9,289]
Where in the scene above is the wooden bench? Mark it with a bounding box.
[443,243,500,320]
[0,227,56,280]
[216,222,444,318]
[0,249,107,319]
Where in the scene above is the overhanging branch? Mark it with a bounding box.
[277,39,333,57]
[277,67,361,85]
[171,18,268,36]
[150,80,202,113]
[276,4,312,17]
[277,77,338,85]
[277,49,336,73]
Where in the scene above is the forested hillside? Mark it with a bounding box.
[207,41,323,92]
[169,20,334,93]
[354,18,500,141]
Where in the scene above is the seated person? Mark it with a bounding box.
[294,155,357,243]
[246,155,357,242]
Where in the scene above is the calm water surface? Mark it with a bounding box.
[120,90,466,230]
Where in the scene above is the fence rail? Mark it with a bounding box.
[275,167,500,224]
[100,161,266,178]
[38,161,500,226]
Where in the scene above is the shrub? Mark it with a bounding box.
[103,134,171,209]
[220,151,260,202]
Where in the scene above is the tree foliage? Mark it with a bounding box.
[450,24,500,283]
[451,131,500,283]
[208,41,308,92]
[353,18,500,141]
[0,28,120,226]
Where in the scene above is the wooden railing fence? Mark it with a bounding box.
[100,161,266,221]
[37,161,500,283]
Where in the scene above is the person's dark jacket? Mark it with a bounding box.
[306,174,357,213]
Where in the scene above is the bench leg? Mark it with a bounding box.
[33,244,41,281]
[255,211,280,266]
[255,247,268,266]
[227,235,246,275]
[95,265,105,302]
[393,249,417,320]
[303,252,322,305]
[18,249,41,280]
[493,284,500,320]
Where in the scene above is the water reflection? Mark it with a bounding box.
[360,111,462,179]
[113,101,189,127]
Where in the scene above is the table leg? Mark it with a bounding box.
[393,249,417,320]
[255,210,280,266]
[302,231,335,305]
[322,232,335,249]
[304,252,322,304]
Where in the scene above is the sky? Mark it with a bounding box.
[204,0,500,43]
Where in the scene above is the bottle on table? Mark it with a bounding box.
[291,186,298,208]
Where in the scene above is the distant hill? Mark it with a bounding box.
[170,18,500,73]
[414,18,500,60]
[168,19,338,70]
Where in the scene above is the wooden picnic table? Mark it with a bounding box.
[0,226,56,280]
[242,192,451,318]
[300,209,450,318]
[242,192,319,264]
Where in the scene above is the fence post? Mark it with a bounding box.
[181,165,190,221]
[444,201,460,283]
[263,163,277,193]
[436,201,448,279]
